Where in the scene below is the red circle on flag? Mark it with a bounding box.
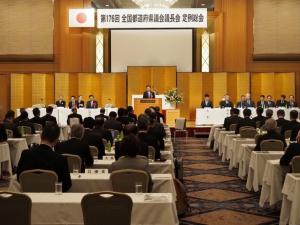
[76,12,87,23]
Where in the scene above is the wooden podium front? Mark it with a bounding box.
[134,98,162,116]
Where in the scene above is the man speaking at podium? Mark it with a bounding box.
[143,85,155,99]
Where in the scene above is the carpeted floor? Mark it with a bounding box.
[175,138,280,225]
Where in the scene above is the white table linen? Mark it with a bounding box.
[207,124,223,147]
[213,128,224,152]
[0,142,12,175]
[238,144,256,179]
[23,134,41,145]
[6,138,28,167]
[222,134,241,162]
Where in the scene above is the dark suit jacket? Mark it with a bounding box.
[86,100,98,109]
[148,122,166,150]
[252,115,266,128]
[280,143,300,166]
[68,101,77,109]
[18,120,36,134]
[288,101,298,108]
[254,130,286,151]
[67,113,83,125]
[95,113,109,121]
[104,119,123,132]
[0,123,8,142]
[137,131,160,160]
[201,100,213,108]
[3,120,21,138]
[223,115,243,131]
[236,101,246,108]
[117,116,134,125]
[219,100,233,108]
[29,116,44,126]
[266,101,276,108]
[55,138,93,172]
[290,124,300,141]
[82,129,105,159]
[281,120,300,138]
[143,91,155,99]
[93,127,113,145]
[56,100,66,107]
[244,100,255,108]
[276,100,288,108]
[41,114,57,125]
[129,113,138,123]
[256,101,268,108]
[235,117,256,134]
[17,144,72,192]
[77,100,85,108]
[276,118,289,128]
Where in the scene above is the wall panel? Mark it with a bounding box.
[0,74,10,119]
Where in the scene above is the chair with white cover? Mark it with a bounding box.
[33,123,43,132]
[110,169,149,193]
[62,154,82,173]
[229,124,237,131]
[17,126,32,135]
[292,156,300,173]
[5,129,13,138]
[260,139,284,151]
[0,191,31,225]
[89,146,99,159]
[174,118,188,143]
[239,128,257,138]
[32,104,45,108]
[69,118,80,127]
[19,169,58,192]
[81,191,133,225]
[284,130,292,139]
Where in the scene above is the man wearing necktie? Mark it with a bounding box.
[276,94,288,107]
[288,95,298,108]
[143,85,155,99]
[266,95,276,107]
[201,94,213,108]
[86,95,98,108]
[245,93,255,108]
[257,95,267,108]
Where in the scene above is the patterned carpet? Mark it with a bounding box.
[175,138,280,225]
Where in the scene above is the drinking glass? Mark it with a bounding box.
[73,165,79,174]
[148,152,154,162]
[135,182,143,194]
[55,182,62,195]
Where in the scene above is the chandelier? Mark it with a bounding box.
[132,0,178,8]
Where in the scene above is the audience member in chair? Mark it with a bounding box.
[223,108,242,131]
[93,118,113,145]
[41,106,57,125]
[127,106,137,123]
[117,108,134,125]
[82,117,105,159]
[67,108,83,125]
[104,111,123,132]
[29,108,44,126]
[235,109,256,134]
[95,108,108,121]
[0,123,8,142]
[280,130,300,166]
[18,111,36,134]
[3,110,21,138]
[252,107,266,128]
[276,109,289,128]
[254,119,286,151]
[17,123,72,192]
[281,110,300,140]
[55,124,93,172]
[147,112,166,150]
[111,134,153,191]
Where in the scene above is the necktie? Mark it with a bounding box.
[148,92,150,98]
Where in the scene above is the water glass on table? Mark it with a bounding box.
[135,182,143,194]
[55,182,62,195]
[73,165,80,174]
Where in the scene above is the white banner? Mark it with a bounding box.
[97,8,207,28]
[69,8,95,27]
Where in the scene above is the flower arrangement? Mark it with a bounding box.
[165,88,183,104]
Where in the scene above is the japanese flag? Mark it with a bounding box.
[69,8,95,27]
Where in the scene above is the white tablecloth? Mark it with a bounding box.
[246,151,284,192]
[213,128,225,152]
[27,192,178,225]
[23,134,41,145]
[6,138,28,167]
[259,159,289,207]
[207,124,223,147]
[222,134,240,162]
[238,144,256,179]
[280,173,300,225]
[93,160,175,176]
[0,142,12,175]
[217,131,235,157]
[105,150,173,160]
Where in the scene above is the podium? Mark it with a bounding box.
[134,98,162,116]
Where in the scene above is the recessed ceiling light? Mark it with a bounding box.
[105,4,109,7]
[201,3,206,6]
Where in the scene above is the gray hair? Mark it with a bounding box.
[264,118,277,131]
[70,124,84,139]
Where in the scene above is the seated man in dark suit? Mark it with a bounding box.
[82,117,105,159]
[95,108,109,120]
[256,95,267,108]
[77,95,85,108]
[93,118,113,145]
[67,108,83,125]
[266,95,276,108]
[252,107,266,128]
[280,130,300,166]
[56,96,66,108]
[244,93,255,108]
[255,119,286,151]
[201,94,213,108]
[55,124,93,172]
[127,106,137,123]
[276,109,289,128]
[219,94,233,108]
[17,123,71,192]
[154,106,165,123]
[117,108,134,125]
[3,110,21,138]
[68,96,77,109]
[143,85,155,99]
[111,134,153,191]
[281,110,300,140]
[235,108,256,134]
[104,111,123,132]
[0,123,8,142]
[41,106,57,125]
[18,111,36,134]
[276,94,288,107]
[288,95,298,108]
[86,95,98,109]
[236,95,246,108]
[223,108,242,131]
[265,109,274,120]
[29,108,44,126]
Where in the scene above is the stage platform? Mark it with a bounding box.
[169,120,213,137]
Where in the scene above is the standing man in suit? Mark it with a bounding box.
[201,94,213,108]
[77,95,85,108]
[86,95,98,109]
[56,96,66,108]
[236,95,246,108]
[288,95,298,108]
[17,123,72,192]
[276,94,288,107]
[266,95,276,107]
[143,85,155,99]
[219,94,233,108]
[257,95,268,108]
[68,96,77,109]
[244,93,255,108]
[41,106,57,125]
